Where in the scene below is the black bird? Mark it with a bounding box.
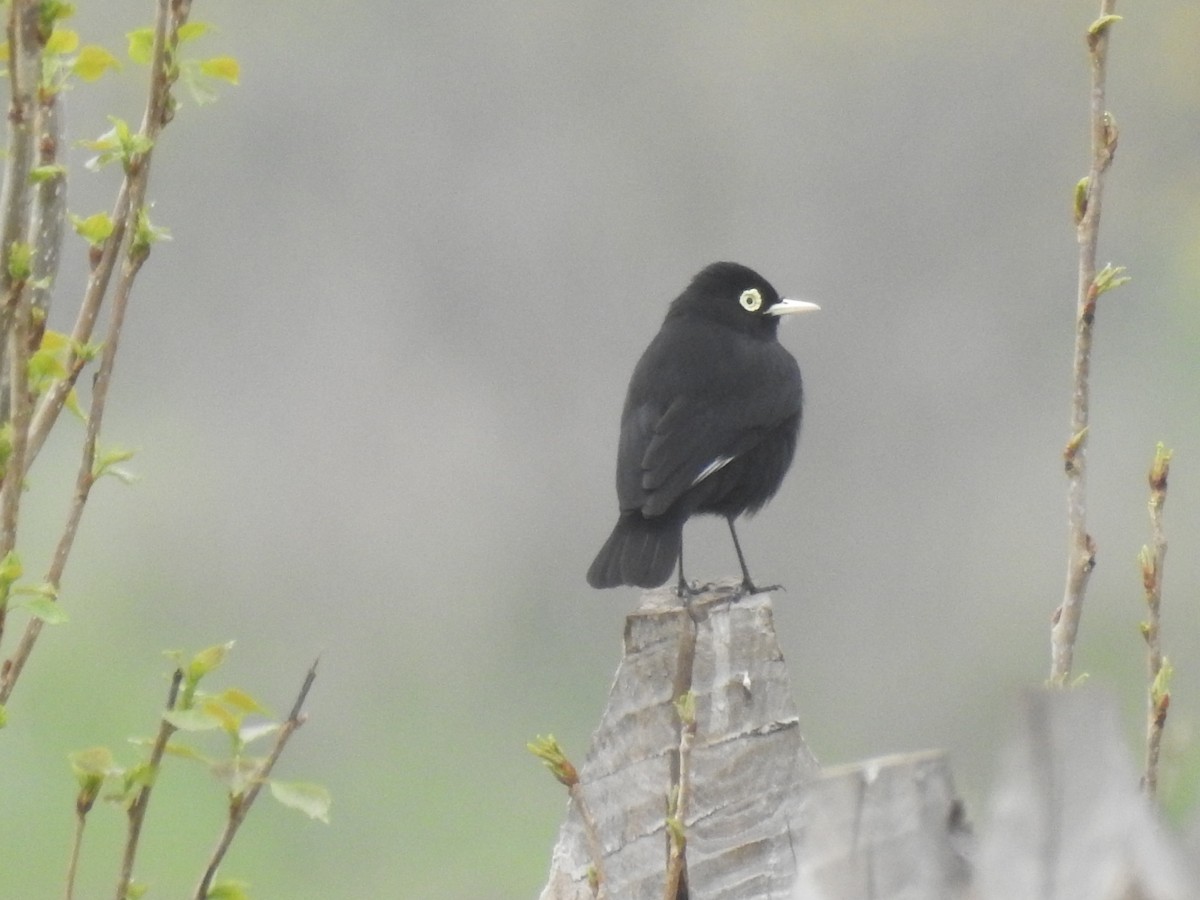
[587,262,818,594]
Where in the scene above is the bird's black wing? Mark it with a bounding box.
[615,320,800,518]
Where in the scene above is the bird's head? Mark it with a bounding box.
[668,261,819,337]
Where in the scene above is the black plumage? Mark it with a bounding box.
[587,261,818,593]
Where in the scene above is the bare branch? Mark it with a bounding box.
[0,0,42,661]
[29,76,66,321]
[1050,0,1121,686]
[0,0,40,282]
[115,668,183,900]
[65,781,95,900]
[1140,443,1171,796]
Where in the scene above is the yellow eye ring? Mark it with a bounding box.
[739,288,763,312]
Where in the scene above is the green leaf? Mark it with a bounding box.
[0,424,12,476]
[29,164,66,183]
[667,815,686,847]
[76,340,102,362]
[70,746,116,782]
[205,879,250,900]
[126,28,153,64]
[188,641,234,681]
[64,387,86,422]
[40,329,70,353]
[164,708,224,732]
[1073,176,1089,224]
[80,117,153,171]
[1152,657,1174,703]
[1150,441,1173,489]
[160,739,212,764]
[7,241,32,280]
[179,61,219,106]
[527,734,578,786]
[130,206,171,259]
[93,443,138,483]
[269,780,331,823]
[674,690,696,726]
[73,44,121,81]
[39,1,75,31]
[81,130,122,171]
[177,21,212,43]
[1088,14,1122,37]
[70,746,113,808]
[0,550,22,586]
[28,346,68,392]
[199,55,239,84]
[218,687,268,716]
[1092,262,1131,297]
[18,593,68,624]
[45,28,79,55]
[200,696,242,734]
[118,761,154,799]
[70,211,114,246]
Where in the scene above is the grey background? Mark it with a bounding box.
[3,2,1198,897]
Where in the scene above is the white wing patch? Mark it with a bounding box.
[692,455,735,486]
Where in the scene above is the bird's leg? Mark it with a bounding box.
[727,517,780,595]
[675,546,693,601]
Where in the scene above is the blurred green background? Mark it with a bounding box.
[3,1,1199,897]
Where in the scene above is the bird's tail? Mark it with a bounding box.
[586,512,682,589]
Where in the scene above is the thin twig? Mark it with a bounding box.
[569,782,607,899]
[65,805,89,900]
[0,0,39,271]
[0,229,35,655]
[192,659,319,900]
[527,734,607,896]
[664,691,695,900]
[30,72,66,322]
[1050,0,1121,685]
[1140,444,1171,796]
[0,0,41,657]
[115,668,183,900]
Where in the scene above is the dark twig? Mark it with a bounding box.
[192,658,319,900]
[1140,444,1171,796]
[115,668,183,900]
[65,797,90,900]
[1050,0,1122,685]
[527,734,608,897]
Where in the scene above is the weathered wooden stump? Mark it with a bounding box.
[540,586,1197,900]
[976,689,1198,900]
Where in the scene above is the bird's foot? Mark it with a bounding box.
[675,578,701,604]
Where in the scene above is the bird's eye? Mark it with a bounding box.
[739,288,762,312]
